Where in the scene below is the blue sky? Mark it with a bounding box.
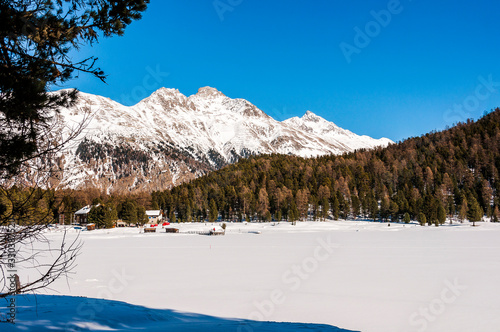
[63,0,500,142]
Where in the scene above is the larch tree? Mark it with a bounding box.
[295,188,310,221]
[257,188,269,221]
[458,199,468,223]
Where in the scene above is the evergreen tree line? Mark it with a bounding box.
[4,110,499,228]
[0,188,152,229]
[151,109,500,226]
[87,198,148,228]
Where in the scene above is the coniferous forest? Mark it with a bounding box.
[151,109,500,225]
[3,109,499,227]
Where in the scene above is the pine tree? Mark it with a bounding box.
[321,197,330,221]
[437,202,446,225]
[275,210,282,222]
[350,195,360,219]
[0,0,149,176]
[209,199,218,223]
[331,195,340,220]
[169,209,177,223]
[289,201,299,224]
[121,200,138,224]
[136,206,147,225]
[380,197,390,222]
[88,205,106,229]
[389,200,399,223]
[417,212,427,226]
[467,196,483,226]
[265,211,272,222]
[369,196,378,221]
[403,212,411,223]
[105,204,118,228]
[492,206,500,223]
[186,205,192,223]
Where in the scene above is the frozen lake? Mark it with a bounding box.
[5,220,500,331]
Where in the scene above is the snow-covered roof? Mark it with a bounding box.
[75,205,91,215]
[146,210,161,217]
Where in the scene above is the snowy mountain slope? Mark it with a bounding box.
[50,87,392,193]
[283,111,393,152]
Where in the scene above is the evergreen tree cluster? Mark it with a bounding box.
[0,188,152,228]
[76,138,152,173]
[153,109,500,225]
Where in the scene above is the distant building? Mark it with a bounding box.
[209,226,225,236]
[74,205,92,225]
[146,210,162,223]
[116,220,129,227]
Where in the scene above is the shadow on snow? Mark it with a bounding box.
[1,294,359,332]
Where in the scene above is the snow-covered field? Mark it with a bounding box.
[3,220,500,331]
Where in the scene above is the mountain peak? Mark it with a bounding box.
[301,110,328,124]
[302,110,319,120]
[146,87,186,101]
[51,87,392,193]
[196,86,225,98]
[155,87,183,96]
[139,87,187,107]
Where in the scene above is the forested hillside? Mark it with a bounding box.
[152,109,500,225]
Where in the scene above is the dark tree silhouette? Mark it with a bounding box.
[0,0,149,302]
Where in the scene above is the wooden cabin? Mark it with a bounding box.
[74,205,92,225]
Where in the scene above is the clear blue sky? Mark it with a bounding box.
[62,0,500,142]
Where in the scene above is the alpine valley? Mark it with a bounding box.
[49,87,392,193]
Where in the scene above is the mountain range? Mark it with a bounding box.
[51,87,392,193]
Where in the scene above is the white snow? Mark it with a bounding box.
[50,87,393,191]
[4,220,500,331]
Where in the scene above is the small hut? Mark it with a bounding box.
[86,223,96,231]
[116,220,128,227]
[165,228,179,233]
[74,206,92,225]
[209,226,225,236]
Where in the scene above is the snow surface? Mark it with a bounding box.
[3,220,500,331]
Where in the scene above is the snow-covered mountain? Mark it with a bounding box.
[50,87,392,193]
